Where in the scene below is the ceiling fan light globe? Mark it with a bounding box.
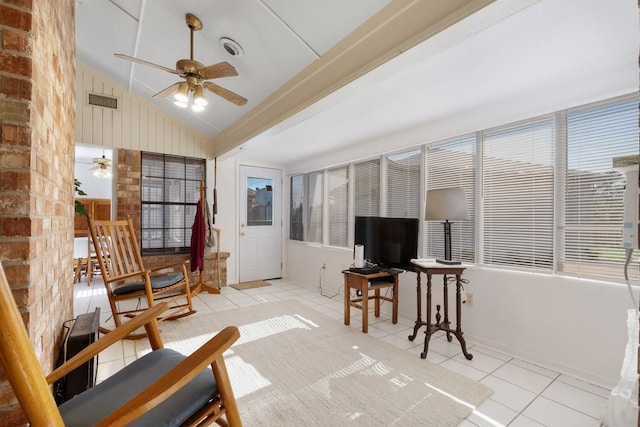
[174,82,189,103]
[174,92,189,103]
[93,168,112,179]
[191,104,205,112]
[194,96,208,107]
[174,100,188,108]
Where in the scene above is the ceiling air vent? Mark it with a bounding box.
[87,92,119,110]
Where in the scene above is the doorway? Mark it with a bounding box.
[238,165,282,282]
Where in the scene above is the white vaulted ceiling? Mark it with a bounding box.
[75,0,391,138]
[75,0,638,169]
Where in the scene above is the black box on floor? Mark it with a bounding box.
[54,308,100,404]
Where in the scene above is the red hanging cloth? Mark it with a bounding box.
[190,200,205,272]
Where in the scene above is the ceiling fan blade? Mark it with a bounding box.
[153,82,181,98]
[114,53,177,75]
[92,158,111,165]
[203,81,247,106]
[198,62,238,80]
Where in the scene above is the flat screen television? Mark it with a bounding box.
[354,216,419,271]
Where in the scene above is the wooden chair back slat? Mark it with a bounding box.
[89,217,146,282]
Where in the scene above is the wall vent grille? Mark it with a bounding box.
[87,92,119,110]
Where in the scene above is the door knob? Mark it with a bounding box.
[240,232,246,236]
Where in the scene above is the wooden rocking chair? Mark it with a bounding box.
[0,261,242,426]
[88,216,196,338]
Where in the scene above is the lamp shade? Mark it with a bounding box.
[425,187,469,221]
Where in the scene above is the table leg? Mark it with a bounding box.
[443,275,452,342]
[361,277,368,333]
[344,274,350,326]
[374,288,381,318]
[454,273,473,360]
[409,272,422,341]
[392,274,398,324]
[420,272,433,359]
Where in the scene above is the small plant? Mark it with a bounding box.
[74,179,88,216]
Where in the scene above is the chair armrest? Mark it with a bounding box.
[95,326,240,427]
[46,303,169,385]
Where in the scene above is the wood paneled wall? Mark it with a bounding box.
[75,63,213,158]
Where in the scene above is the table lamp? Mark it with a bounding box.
[425,187,469,265]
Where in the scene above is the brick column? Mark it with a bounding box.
[0,0,76,423]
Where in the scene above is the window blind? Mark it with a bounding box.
[140,153,204,254]
[425,137,476,261]
[306,171,323,243]
[386,149,421,218]
[354,159,380,216]
[289,175,304,241]
[482,119,555,269]
[327,166,349,247]
[563,100,639,279]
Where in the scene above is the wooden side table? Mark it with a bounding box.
[343,269,399,333]
[408,260,473,360]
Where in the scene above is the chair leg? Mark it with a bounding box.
[73,258,82,284]
[212,358,242,427]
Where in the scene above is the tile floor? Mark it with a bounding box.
[74,277,613,427]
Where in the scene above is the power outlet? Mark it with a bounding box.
[466,292,474,306]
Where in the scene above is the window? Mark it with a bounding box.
[290,175,304,241]
[354,159,380,216]
[289,172,324,243]
[286,94,638,282]
[306,171,323,243]
[482,119,555,269]
[386,149,421,218]
[562,99,639,279]
[425,136,476,262]
[327,166,349,247]
[141,153,205,254]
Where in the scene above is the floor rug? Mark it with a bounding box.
[230,280,272,290]
[136,300,492,426]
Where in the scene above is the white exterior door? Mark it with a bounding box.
[239,166,282,282]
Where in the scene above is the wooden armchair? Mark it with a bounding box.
[0,261,242,426]
[87,216,195,338]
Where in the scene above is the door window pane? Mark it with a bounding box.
[247,176,273,227]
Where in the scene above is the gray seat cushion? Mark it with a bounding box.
[113,273,184,296]
[59,348,218,427]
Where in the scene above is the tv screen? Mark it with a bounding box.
[354,216,419,271]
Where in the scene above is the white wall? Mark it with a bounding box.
[74,162,113,199]
[214,158,239,284]
[285,240,636,389]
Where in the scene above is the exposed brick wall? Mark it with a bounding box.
[116,148,228,287]
[0,0,75,424]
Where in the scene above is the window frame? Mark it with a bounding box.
[140,152,206,255]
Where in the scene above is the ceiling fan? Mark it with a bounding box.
[114,13,247,109]
[89,155,112,178]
